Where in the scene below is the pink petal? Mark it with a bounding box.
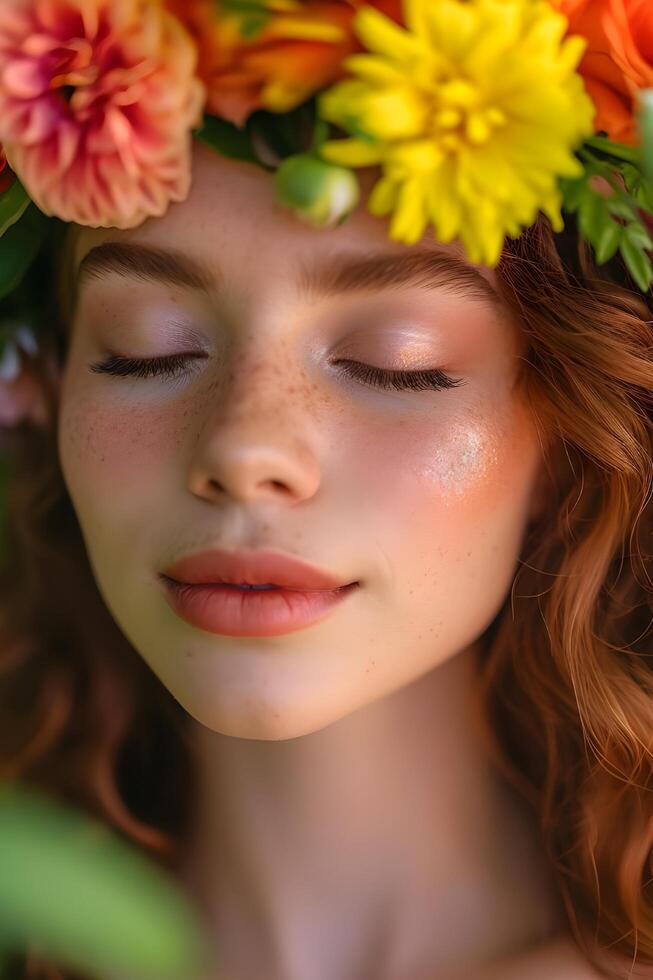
[2,58,47,98]
[0,3,32,43]
[37,0,84,41]
[22,32,64,58]
[17,96,61,144]
[57,118,80,170]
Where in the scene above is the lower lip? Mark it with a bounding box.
[161,579,360,637]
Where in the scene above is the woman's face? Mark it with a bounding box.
[58,142,545,740]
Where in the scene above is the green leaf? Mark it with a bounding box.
[637,88,653,180]
[605,196,639,222]
[577,191,609,245]
[585,134,643,166]
[0,206,49,301]
[0,181,30,239]
[194,113,258,164]
[620,235,653,291]
[633,178,653,212]
[0,783,211,980]
[310,118,330,152]
[623,220,653,250]
[594,219,622,264]
[619,161,641,192]
[247,101,317,162]
[560,175,587,212]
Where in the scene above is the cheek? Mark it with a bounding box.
[408,417,501,502]
[347,395,529,516]
[57,392,178,526]
[343,393,541,623]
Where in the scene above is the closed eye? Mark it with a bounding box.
[88,353,466,392]
[330,359,465,392]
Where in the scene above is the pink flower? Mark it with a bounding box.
[0,0,206,229]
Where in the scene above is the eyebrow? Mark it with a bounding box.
[75,241,502,310]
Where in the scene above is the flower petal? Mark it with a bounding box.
[320,137,385,166]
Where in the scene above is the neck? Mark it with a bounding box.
[180,642,563,980]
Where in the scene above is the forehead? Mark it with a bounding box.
[73,142,500,298]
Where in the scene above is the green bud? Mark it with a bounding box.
[274,154,360,228]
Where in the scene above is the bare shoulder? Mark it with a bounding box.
[452,935,653,980]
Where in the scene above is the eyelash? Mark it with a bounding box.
[88,353,466,393]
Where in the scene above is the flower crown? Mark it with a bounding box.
[0,0,652,427]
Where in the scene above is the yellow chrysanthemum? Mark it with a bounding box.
[317,0,595,266]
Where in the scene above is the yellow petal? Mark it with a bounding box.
[463,146,517,202]
[402,0,432,42]
[425,0,478,58]
[359,87,429,140]
[426,172,461,242]
[354,6,427,63]
[319,80,370,124]
[389,177,429,243]
[262,80,306,112]
[319,138,385,167]
[386,139,445,174]
[264,18,346,42]
[343,54,407,86]
[463,218,504,267]
[368,175,399,215]
[558,34,587,73]
[539,189,564,232]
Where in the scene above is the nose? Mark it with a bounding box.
[185,368,322,506]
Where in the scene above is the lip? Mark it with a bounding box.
[160,548,355,591]
[161,579,360,637]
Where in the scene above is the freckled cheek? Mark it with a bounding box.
[58,399,178,515]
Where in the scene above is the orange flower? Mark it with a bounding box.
[555,0,653,144]
[0,146,15,194]
[0,0,206,228]
[166,0,403,128]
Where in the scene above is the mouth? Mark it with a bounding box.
[161,577,358,593]
[160,547,356,592]
[160,577,361,637]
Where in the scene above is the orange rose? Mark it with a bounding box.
[166,0,403,128]
[555,0,653,145]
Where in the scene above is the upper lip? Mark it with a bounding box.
[160,548,357,591]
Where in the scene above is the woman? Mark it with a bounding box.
[0,1,651,978]
[1,142,650,980]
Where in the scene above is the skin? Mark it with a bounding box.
[48,142,606,979]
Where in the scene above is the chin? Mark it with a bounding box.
[179,689,359,741]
